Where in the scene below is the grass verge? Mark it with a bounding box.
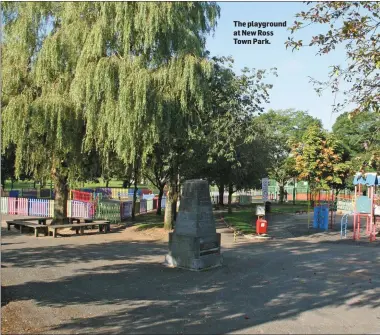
[133,211,165,231]
[223,209,255,235]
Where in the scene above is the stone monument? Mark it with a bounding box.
[165,179,223,271]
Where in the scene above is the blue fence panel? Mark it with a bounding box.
[28,199,50,217]
[142,194,155,200]
[39,189,54,199]
[9,190,19,198]
[161,197,166,209]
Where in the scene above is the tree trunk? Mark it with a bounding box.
[51,168,69,225]
[218,183,224,206]
[122,180,131,188]
[279,184,285,204]
[131,177,138,220]
[292,179,296,205]
[33,180,36,189]
[228,183,233,214]
[11,178,15,190]
[156,187,164,215]
[164,179,177,231]
[105,179,110,188]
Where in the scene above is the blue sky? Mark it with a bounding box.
[206,2,351,130]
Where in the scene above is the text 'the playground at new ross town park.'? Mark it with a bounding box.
[233,20,287,45]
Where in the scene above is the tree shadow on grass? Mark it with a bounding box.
[2,237,380,334]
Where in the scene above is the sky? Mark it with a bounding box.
[205,2,352,130]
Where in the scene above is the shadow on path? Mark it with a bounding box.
[2,236,380,334]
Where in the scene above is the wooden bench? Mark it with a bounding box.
[6,221,49,237]
[48,221,111,238]
[13,217,52,225]
[69,218,94,224]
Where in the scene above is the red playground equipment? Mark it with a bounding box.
[352,172,379,242]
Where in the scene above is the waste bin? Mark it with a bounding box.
[256,204,265,216]
[256,217,268,235]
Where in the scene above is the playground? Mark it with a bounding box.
[2,209,380,334]
[1,173,379,335]
[2,2,379,333]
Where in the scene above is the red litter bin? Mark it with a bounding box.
[256,217,268,235]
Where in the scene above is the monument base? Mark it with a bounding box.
[165,233,223,271]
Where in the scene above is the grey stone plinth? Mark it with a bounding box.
[165,179,223,271]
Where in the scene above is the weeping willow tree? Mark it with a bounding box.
[1,2,220,224]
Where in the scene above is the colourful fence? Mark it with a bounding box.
[67,200,96,219]
[8,198,28,215]
[1,193,207,222]
[95,188,112,198]
[96,201,122,223]
[121,201,133,219]
[28,199,54,217]
[1,197,9,214]
[140,199,147,214]
[146,199,153,211]
[21,189,38,198]
[9,190,19,198]
[71,190,93,202]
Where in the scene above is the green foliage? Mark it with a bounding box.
[1,2,220,187]
[254,109,322,201]
[286,2,380,115]
[332,111,380,171]
[198,56,276,193]
[292,124,352,191]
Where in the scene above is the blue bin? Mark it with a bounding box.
[313,205,329,230]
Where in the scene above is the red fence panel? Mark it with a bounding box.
[8,197,17,214]
[71,190,93,202]
[7,198,28,215]
[18,198,29,215]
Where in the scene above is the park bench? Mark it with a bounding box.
[48,221,111,238]
[13,217,52,225]
[6,220,48,237]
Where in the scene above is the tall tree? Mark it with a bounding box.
[255,109,322,203]
[1,145,16,189]
[2,2,220,223]
[201,57,276,212]
[332,110,380,171]
[291,124,352,202]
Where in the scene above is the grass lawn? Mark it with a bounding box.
[223,209,255,235]
[219,201,312,235]
[133,211,165,231]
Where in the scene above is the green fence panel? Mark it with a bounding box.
[96,201,121,223]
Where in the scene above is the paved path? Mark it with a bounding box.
[1,213,380,334]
